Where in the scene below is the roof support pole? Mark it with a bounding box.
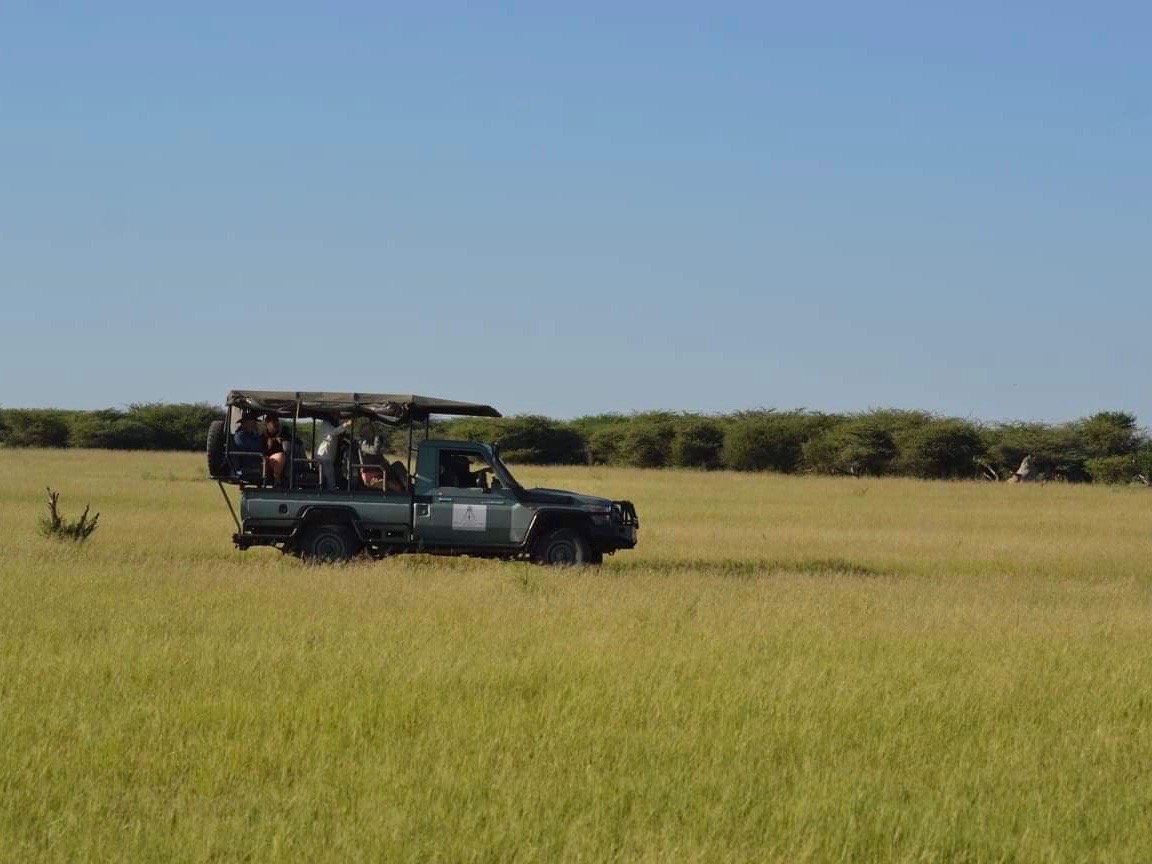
[290,395,300,490]
[313,415,319,494]
[347,411,355,494]
[406,419,416,538]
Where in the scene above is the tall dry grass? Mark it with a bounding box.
[2,449,1151,862]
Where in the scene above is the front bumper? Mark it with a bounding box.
[590,500,640,552]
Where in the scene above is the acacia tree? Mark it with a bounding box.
[898,420,986,479]
[1078,411,1140,459]
[803,418,898,476]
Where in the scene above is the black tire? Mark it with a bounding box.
[298,523,361,563]
[206,419,229,478]
[534,527,594,566]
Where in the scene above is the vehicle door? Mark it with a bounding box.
[414,446,516,547]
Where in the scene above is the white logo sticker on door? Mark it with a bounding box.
[452,503,488,531]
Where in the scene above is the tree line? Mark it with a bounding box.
[1,404,1150,484]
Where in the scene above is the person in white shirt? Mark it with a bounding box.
[312,414,351,491]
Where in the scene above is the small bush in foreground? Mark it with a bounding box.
[39,487,100,542]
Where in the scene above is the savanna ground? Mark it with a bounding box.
[2,449,1152,863]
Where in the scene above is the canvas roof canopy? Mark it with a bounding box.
[226,390,501,422]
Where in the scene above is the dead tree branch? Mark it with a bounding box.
[977,459,1000,482]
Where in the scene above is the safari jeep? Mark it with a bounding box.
[206,390,638,564]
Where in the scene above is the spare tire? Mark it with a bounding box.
[206,420,229,478]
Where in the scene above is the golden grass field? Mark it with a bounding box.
[3,448,1152,862]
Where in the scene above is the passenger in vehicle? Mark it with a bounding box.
[359,460,385,490]
[231,412,264,481]
[233,412,263,453]
[262,416,288,486]
[313,414,351,491]
[438,458,461,487]
[438,454,485,489]
[452,454,486,488]
[385,461,409,494]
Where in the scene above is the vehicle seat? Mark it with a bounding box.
[228,451,265,485]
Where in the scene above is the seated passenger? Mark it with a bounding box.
[231,412,264,480]
[262,416,288,486]
[452,454,484,488]
[438,454,484,489]
[438,460,459,487]
[233,412,263,452]
[360,462,385,490]
[385,460,409,494]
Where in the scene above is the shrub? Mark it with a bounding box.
[574,415,632,465]
[1078,411,1140,459]
[1140,444,1152,478]
[0,401,1147,484]
[0,409,73,447]
[618,416,677,468]
[1088,445,1152,484]
[986,422,1088,482]
[1085,455,1141,485]
[39,488,99,542]
[670,419,726,469]
[571,413,682,468]
[585,427,623,465]
[126,403,224,450]
[804,418,898,476]
[851,409,934,451]
[898,419,986,479]
[69,410,154,449]
[441,415,585,465]
[722,412,830,473]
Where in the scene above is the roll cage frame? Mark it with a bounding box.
[217,390,504,533]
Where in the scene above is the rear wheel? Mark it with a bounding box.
[298,523,361,563]
[534,528,594,566]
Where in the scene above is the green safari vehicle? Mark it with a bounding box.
[206,390,639,564]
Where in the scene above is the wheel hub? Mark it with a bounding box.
[548,541,577,564]
[313,534,346,560]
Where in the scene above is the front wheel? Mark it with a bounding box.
[534,528,595,566]
[298,523,361,563]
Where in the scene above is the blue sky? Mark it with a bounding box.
[2,2,1148,422]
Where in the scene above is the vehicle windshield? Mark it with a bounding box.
[491,451,522,492]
